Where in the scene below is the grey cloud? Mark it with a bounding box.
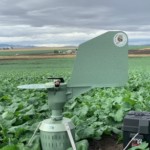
[1,0,150,30]
[0,0,150,45]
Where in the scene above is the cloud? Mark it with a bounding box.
[0,25,106,46]
[0,0,150,46]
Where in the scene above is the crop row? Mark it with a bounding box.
[0,71,150,149]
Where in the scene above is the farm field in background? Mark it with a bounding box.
[0,45,150,60]
[128,45,150,50]
[0,47,76,60]
[0,48,150,149]
[0,57,150,74]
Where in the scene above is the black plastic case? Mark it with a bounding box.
[123,111,150,149]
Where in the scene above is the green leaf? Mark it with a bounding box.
[25,109,35,116]
[2,112,14,120]
[67,140,89,150]
[74,105,89,117]
[0,105,4,113]
[0,95,11,102]
[109,108,124,122]
[0,116,16,130]
[26,135,41,150]
[0,145,18,150]
[128,142,149,150]
[8,123,29,140]
[111,127,121,134]
[116,109,124,122]
[38,104,49,112]
[77,126,95,139]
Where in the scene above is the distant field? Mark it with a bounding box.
[0,49,54,56]
[129,57,150,72]
[0,55,75,61]
[0,46,150,60]
[0,47,76,56]
[0,46,77,52]
[0,47,76,60]
[0,58,75,78]
[128,45,150,57]
[128,45,150,50]
[0,57,150,75]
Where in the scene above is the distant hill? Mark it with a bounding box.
[0,44,12,48]
[62,46,77,49]
[0,44,34,49]
[0,44,78,50]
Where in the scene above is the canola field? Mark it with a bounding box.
[0,57,150,149]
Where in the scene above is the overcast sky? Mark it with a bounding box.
[0,0,150,46]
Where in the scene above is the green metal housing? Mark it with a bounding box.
[40,118,75,150]
[68,31,128,98]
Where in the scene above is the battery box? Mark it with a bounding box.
[122,111,150,149]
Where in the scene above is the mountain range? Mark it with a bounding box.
[0,44,34,49]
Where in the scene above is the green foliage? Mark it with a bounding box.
[1,70,149,149]
[67,140,89,150]
[64,72,150,140]
[128,142,149,150]
[0,57,150,149]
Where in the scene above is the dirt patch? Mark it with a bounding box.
[129,54,150,57]
[89,135,123,150]
[128,49,150,57]
[1,48,150,60]
[0,47,76,52]
[128,49,150,54]
[0,54,76,60]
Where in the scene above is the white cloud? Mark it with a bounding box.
[0,25,107,46]
[127,32,150,39]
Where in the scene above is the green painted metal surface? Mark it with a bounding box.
[40,118,75,150]
[39,118,75,132]
[47,83,67,120]
[17,83,54,89]
[68,31,128,88]
[17,31,128,150]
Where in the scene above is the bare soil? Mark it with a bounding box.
[1,48,150,60]
[128,49,150,57]
[0,47,76,52]
[89,135,123,150]
[0,54,75,60]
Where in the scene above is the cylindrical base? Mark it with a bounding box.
[39,117,75,150]
[40,131,74,150]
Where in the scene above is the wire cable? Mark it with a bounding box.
[27,121,42,146]
[123,132,139,150]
